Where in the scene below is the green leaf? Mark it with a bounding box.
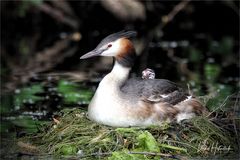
[136,131,160,152]
[11,116,44,133]
[58,145,77,155]
[57,80,78,93]
[116,128,138,134]
[14,84,44,109]
[57,80,93,104]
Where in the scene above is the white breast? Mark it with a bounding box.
[87,73,133,127]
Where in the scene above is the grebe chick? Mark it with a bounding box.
[142,68,155,79]
[80,31,207,127]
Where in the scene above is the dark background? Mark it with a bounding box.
[1,1,239,91]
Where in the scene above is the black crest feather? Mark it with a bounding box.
[96,31,137,49]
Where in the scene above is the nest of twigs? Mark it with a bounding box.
[18,106,239,159]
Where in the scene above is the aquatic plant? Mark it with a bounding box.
[19,104,239,159]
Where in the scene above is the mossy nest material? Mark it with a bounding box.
[20,108,239,159]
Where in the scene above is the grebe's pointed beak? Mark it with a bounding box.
[80,49,102,59]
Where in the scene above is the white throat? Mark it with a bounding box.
[110,61,131,84]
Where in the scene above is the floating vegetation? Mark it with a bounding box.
[18,107,239,159]
[57,80,93,105]
[1,79,94,137]
[7,79,94,115]
[14,84,44,110]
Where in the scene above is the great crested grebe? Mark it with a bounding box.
[80,31,206,127]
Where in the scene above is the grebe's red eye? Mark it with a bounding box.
[108,44,112,48]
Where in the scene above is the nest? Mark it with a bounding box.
[18,107,239,159]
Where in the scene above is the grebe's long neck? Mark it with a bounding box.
[108,61,131,86]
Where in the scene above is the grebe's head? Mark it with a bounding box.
[80,31,137,67]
